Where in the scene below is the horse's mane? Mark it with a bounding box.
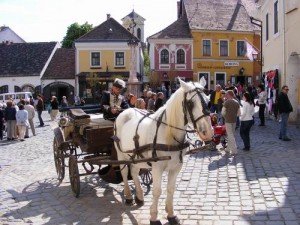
[153,81,205,145]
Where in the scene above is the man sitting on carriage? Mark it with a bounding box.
[100,78,129,121]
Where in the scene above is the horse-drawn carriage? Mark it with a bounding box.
[53,107,158,197]
[52,77,216,225]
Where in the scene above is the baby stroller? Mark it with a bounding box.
[194,113,227,151]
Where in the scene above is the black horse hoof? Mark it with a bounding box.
[167,216,181,225]
[125,198,133,205]
[150,220,162,225]
[135,196,144,206]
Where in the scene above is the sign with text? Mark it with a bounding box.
[224,61,239,67]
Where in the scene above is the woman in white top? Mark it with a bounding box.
[257,84,267,126]
[240,92,255,151]
[16,104,28,141]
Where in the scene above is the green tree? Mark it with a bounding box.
[61,22,93,48]
[143,48,150,77]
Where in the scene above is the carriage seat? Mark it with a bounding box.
[79,114,114,135]
[69,108,91,120]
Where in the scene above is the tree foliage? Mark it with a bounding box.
[61,22,93,48]
[143,47,150,76]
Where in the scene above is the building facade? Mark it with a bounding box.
[258,0,300,122]
[182,0,260,90]
[0,26,26,44]
[148,0,260,92]
[74,14,144,103]
[148,13,193,95]
[0,42,59,97]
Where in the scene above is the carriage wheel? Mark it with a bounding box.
[140,169,153,186]
[53,138,65,181]
[69,155,80,198]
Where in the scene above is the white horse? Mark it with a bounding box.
[114,77,214,225]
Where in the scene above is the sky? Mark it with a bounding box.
[0,0,178,43]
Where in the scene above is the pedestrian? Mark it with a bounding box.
[127,93,137,108]
[4,100,17,141]
[221,90,241,155]
[74,95,80,106]
[60,96,68,117]
[209,84,221,113]
[100,78,129,121]
[29,95,35,108]
[217,90,226,125]
[257,84,267,126]
[135,98,146,110]
[239,92,255,151]
[21,99,36,138]
[49,96,59,121]
[16,104,28,141]
[36,94,44,127]
[145,90,152,109]
[147,92,157,112]
[277,85,293,141]
[80,97,85,106]
[154,92,164,111]
[0,103,4,140]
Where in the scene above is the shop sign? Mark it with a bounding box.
[224,61,239,67]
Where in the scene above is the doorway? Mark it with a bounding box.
[236,76,246,85]
[58,87,68,104]
[215,72,226,87]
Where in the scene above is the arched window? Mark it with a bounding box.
[14,86,22,92]
[0,85,8,94]
[176,49,185,64]
[160,49,169,64]
[137,28,141,40]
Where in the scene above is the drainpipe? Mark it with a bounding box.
[282,0,286,85]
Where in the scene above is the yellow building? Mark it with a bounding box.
[179,0,260,90]
[74,14,143,103]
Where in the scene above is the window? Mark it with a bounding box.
[274,1,279,34]
[202,40,211,56]
[176,49,185,64]
[0,85,8,94]
[115,52,125,66]
[220,40,228,56]
[91,52,100,67]
[14,86,21,92]
[266,13,269,41]
[237,41,246,57]
[137,28,141,40]
[160,49,169,64]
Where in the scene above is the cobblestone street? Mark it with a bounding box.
[0,111,300,225]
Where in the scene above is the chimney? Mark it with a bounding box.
[107,14,111,20]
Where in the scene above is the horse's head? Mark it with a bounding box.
[179,77,214,141]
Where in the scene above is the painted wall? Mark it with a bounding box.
[1,76,41,93]
[77,49,131,72]
[285,0,300,122]
[192,31,258,89]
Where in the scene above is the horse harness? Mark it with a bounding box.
[113,87,210,164]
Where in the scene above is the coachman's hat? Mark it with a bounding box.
[113,78,126,89]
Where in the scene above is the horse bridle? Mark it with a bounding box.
[183,87,210,131]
